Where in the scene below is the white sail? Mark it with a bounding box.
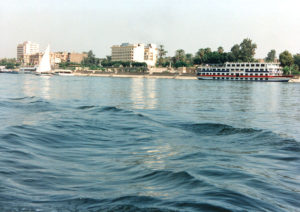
[37,45,51,73]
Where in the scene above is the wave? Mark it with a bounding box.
[0,97,55,112]
[135,170,208,189]
[178,123,261,136]
[76,105,124,113]
[9,96,36,101]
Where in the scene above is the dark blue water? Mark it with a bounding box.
[0,74,300,212]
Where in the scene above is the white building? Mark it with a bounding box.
[17,41,40,60]
[111,43,158,67]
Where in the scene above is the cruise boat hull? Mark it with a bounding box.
[197,76,291,82]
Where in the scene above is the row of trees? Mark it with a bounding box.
[0,58,20,69]
[279,51,300,75]
[157,38,258,68]
[157,38,300,74]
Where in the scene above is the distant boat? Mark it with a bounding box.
[54,69,74,76]
[0,65,19,74]
[36,45,53,76]
[19,67,36,74]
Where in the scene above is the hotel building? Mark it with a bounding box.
[17,41,40,62]
[111,43,158,67]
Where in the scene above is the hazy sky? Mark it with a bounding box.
[0,0,299,58]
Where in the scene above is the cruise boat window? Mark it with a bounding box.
[232,64,236,67]
[260,69,264,71]
[245,69,249,71]
[251,64,255,67]
[262,64,265,67]
[246,64,250,67]
[256,64,260,67]
[241,64,245,67]
[237,64,240,67]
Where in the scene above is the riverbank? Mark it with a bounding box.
[73,72,197,80]
[289,76,300,83]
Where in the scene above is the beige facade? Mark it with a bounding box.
[69,53,87,63]
[22,52,87,66]
[111,43,158,67]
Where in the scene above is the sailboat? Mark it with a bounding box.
[36,45,52,75]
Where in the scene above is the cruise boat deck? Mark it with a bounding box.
[197,62,292,82]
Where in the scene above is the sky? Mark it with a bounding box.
[0,0,299,59]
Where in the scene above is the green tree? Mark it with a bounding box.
[293,54,300,70]
[217,46,224,54]
[195,48,205,58]
[81,50,100,68]
[158,45,168,66]
[265,49,276,62]
[230,44,240,61]
[175,49,186,63]
[279,50,294,67]
[239,38,257,62]
[185,53,193,66]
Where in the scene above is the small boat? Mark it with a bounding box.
[19,67,36,74]
[54,69,74,76]
[36,45,53,76]
[0,68,19,74]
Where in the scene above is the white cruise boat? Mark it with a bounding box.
[197,62,292,82]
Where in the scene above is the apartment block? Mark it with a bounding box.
[111,43,158,67]
[17,41,39,61]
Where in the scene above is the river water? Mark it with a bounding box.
[0,74,299,212]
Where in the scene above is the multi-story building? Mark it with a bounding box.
[25,51,87,66]
[111,43,158,67]
[17,41,40,62]
[144,44,157,67]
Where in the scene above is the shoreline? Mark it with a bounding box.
[73,73,197,80]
